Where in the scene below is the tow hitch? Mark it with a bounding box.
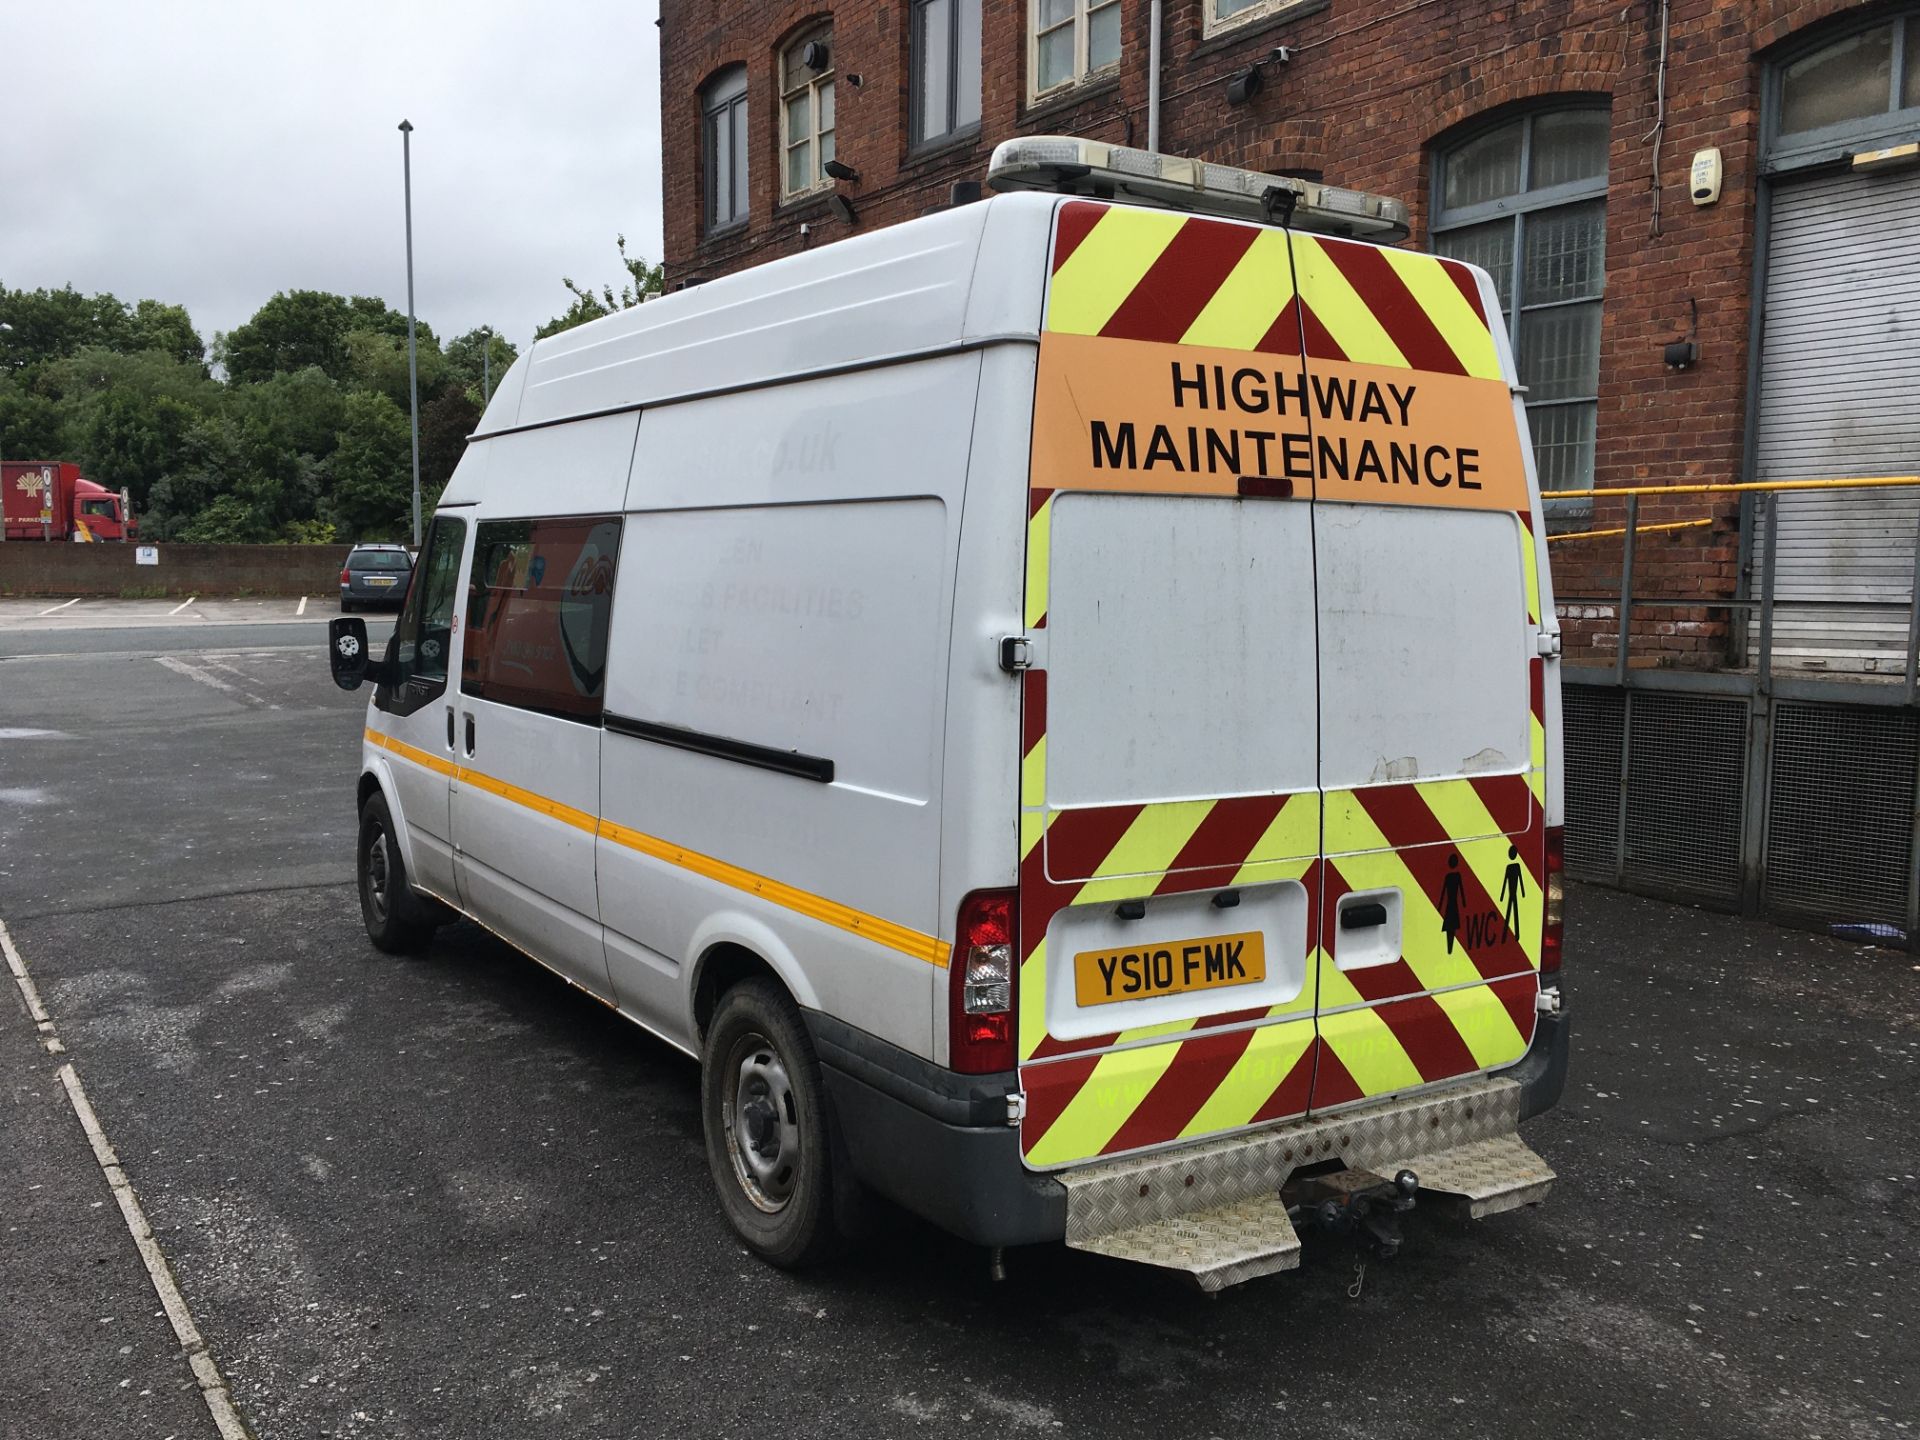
[1284,1167,1420,1259]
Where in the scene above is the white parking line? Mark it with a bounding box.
[297,595,308,616]
[153,654,280,709]
[2,919,254,1440]
[168,595,198,616]
[36,598,79,616]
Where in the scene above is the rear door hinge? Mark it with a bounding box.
[1006,1090,1028,1126]
[1537,629,1563,658]
[998,634,1042,673]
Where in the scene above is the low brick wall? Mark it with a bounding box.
[0,543,355,598]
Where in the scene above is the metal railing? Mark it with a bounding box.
[1546,475,1920,699]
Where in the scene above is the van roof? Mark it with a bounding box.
[472,191,1061,441]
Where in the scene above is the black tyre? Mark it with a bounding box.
[340,599,356,613]
[356,792,437,954]
[701,978,851,1268]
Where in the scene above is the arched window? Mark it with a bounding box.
[1432,107,1611,496]
[702,66,749,234]
[1770,11,1920,161]
[780,24,836,201]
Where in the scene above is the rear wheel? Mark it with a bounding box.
[357,792,437,954]
[701,979,849,1267]
[340,598,356,613]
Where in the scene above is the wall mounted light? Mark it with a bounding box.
[823,158,860,182]
[1664,296,1699,370]
[1227,46,1292,107]
[828,194,857,225]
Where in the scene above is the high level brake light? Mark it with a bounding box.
[986,136,1410,241]
[1542,826,1566,975]
[949,889,1017,1074]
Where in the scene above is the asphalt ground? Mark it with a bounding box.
[1,602,1916,1439]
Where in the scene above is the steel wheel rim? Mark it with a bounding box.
[722,1031,801,1213]
[366,829,391,926]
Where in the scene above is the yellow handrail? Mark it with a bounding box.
[1548,518,1714,544]
[1551,475,1920,500]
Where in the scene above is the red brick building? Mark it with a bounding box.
[659,0,1920,673]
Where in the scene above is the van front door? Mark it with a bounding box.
[450,515,620,995]
[1287,233,1544,1110]
[370,513,469,904]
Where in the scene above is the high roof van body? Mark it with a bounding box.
[329,159,1568,1286]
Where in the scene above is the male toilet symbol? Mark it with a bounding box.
[1499,844,1526,943]
[1440,853,1465,954]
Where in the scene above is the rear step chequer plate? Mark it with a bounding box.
[1060,1076,1553,1291]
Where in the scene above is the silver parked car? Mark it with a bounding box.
[338,544,414,612]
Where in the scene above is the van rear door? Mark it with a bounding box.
[1286,233,1544,1111]
[1017,205,1325,1168]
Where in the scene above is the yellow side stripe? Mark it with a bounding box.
[1024,494,1053,630]
[366,729,456,778]
[364,728,951,969]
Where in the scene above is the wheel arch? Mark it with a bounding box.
[356,759,421,880]
[687,916,820,1045]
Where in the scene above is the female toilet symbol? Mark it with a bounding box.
[1440,853,1465,953]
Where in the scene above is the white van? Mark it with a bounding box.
[327,138,1569,1288]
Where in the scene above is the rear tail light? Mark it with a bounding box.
[339,568,352,585]
[1541,826,1565,975]
[949,889,1017,1074]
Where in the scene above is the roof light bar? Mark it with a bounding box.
[986,136,1410,242]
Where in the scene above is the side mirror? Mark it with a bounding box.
[329,617,399,691]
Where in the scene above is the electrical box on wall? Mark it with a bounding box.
[1690,148,1723,206]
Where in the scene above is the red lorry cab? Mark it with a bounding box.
[2,461,135,542]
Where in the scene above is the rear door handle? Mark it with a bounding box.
[464,713,476,756]
[446,706,455,750]
[1341,902,1389,929]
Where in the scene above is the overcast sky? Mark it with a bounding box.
[0,0,663,352]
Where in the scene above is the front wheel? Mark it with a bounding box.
[356,792,437,954]
[701,979,849,1268]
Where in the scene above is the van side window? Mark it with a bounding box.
[461,516,621,724]
[377,518,465,717]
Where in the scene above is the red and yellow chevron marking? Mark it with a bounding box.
[1015,201,1547,1168]
[1033,202,1527,515]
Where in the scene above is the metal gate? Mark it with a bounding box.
[1753,166,1920,673]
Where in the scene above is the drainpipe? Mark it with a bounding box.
[1148,0,1163,152]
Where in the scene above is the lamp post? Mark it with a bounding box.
[399,119,422,549]
[481,324,492,408]
[0,321,12,545]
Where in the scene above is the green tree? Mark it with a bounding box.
[216,290,356,384]
[419,386,480,502]
[345,326,446,410]
[443,327,518,407]
[328,390,414,540]
[536,234,664,338]
[0,285,133,369]
[127,300,207,368]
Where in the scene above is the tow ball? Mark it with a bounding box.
[1284,1168,1420,1259]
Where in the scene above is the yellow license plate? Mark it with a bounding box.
[1073,930,1266,1007]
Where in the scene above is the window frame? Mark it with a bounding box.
[701,65,750,236]
[909,0,982,151]
[1027,0,1122,103]
[460,514,622,728]
[1431,105,1611,512]
[779,25,836,203]
[376,513,467,718]
[1763,11,1920,173]
[1201,0,1316,41]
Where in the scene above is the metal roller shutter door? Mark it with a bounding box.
[1753,166,1920,673]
